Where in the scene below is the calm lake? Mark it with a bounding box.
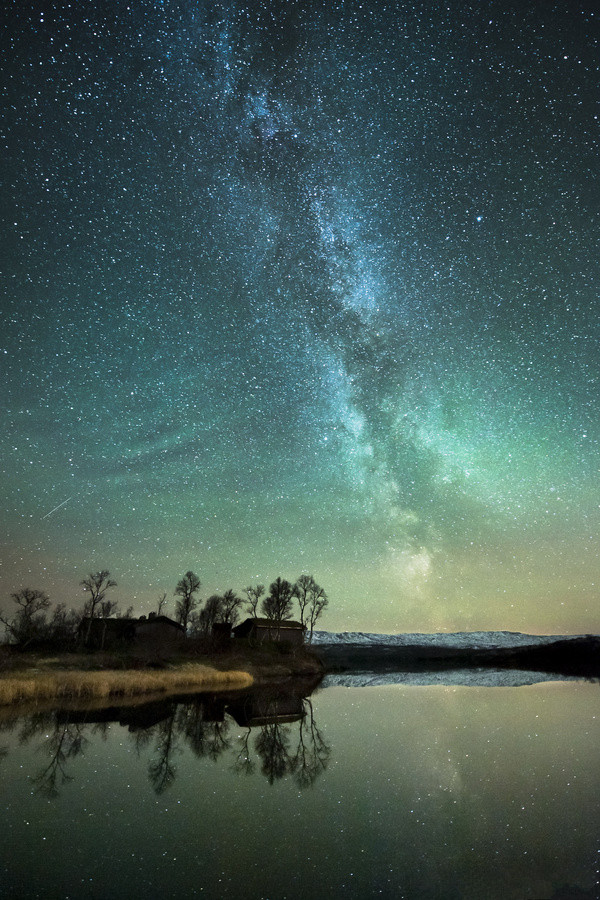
[1,675,599,899]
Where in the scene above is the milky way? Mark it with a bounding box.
[1,1,598,631]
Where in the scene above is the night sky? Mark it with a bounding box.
[1,1,598,633]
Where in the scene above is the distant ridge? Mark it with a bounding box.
[311,630,590,649]
[311,631,600,680]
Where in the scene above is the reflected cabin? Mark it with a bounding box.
[232,617,305,646]
[79,612,185,649]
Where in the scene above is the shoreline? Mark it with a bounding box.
[0,644,325,708]
[312,634,600,679]
[0,663,254,708]
[2,632,598,710]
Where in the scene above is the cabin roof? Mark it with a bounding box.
[233,617,305,633]
[79,615,184,631]
[136,615,184,631]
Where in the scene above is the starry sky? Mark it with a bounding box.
[1,0,598,633]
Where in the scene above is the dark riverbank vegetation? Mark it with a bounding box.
[0,637,325,707]
[0,569,328,704]
[3,567,599,703]
[0,569,329,652]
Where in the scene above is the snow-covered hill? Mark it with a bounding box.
[311,630,587,649]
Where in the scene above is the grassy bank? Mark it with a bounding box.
[0,662,253,707]
[0,642,324,707]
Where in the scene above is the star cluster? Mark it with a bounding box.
[1,1,598,631]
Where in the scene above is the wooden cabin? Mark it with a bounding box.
[79,612,185,649]
[134,613,185,646]
[232,617,305,646]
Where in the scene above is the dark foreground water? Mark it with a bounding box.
[1,676,599,899]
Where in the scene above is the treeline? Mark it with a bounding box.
[0,570,328,649]
[0,571,133,650]
[173,572,328,643]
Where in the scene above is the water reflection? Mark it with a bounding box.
[1,680,600,899]
[32,720,88,797]
[323,668,599,688]
[0,679,330,796]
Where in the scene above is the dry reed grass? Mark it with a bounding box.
[0,663,253,706]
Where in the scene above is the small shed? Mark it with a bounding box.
[79,617,135,649]
[212,622,233,645]
[232,617,305,646]
[134,613,185,646]
[79,613,185,649]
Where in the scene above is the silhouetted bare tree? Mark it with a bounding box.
[174,571,201,632]
[262,577,295,623]
[80,571,117,644]
[192,588,243,636]
[116,605,134,619]
[295,575,328,643]
[47,603,80,644]
[0,588,51,647]
[243,584,265,617]
[99,598,119,618]
[220,589,243,625]
[191,594,223,636]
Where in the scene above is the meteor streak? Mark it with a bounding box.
[42,497,72,519]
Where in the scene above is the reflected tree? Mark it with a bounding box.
[237,695,330,788]
[148,713,180,795]
[32,720,88,798]
[291,700,331,788]
[177,701,210,756]
[232,728,255,777]
[90,720,110,742]
[176,700,232,761]
[0,687,330,796]
[132,726,154,756]
[205,720,231,762]
[255,721,293,784]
